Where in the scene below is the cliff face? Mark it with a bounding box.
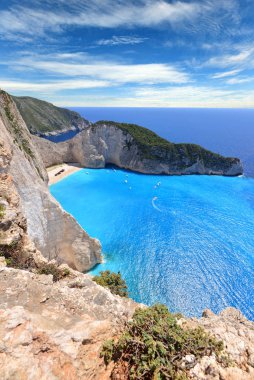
[0,91,101,271]
[34,123,243,176]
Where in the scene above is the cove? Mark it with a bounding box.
[50,168,254,320]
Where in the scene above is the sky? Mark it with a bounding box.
[0,0,254,107]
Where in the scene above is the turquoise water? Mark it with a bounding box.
[51,169,254,320]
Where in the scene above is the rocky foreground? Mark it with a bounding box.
[0,89,253,379]
[0,261,253,380]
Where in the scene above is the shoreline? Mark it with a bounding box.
[47,163,82,185]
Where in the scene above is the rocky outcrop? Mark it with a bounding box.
[34,123,243,176]
[0,90,101,271]
[0,173,48,269]
[0,265,253,380]
[0,266,138,380]
[186,308,254,379]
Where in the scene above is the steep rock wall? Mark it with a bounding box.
[0,91,101,271]
[34,123,243,176]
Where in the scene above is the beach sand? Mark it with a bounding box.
[47,163,82,185]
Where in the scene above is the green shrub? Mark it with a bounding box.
[37,264,70,282]
[0,204,5,219]
[5,257,14,267]
[101,304,224,380]
[21,139,34,158]
[93,270,128,297]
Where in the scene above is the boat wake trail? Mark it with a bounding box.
[152,197,162,212]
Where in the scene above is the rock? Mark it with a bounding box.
[181,354,196,369]
[0,91,101,272]
[0,257,6,267]
[33,122,243,176]
[202,309,215,318]
[187,307,254,379]
[0,266,138,380]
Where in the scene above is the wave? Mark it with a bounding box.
[152,196,162,212]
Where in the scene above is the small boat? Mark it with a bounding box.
[124,180,128,183]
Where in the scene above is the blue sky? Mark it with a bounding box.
[0,0,254,107]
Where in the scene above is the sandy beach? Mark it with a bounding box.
[47,163,82,185]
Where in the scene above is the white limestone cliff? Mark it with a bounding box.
[0,91,101,272]
[33,123,243,176]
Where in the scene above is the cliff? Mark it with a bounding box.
[13,95,89,136]
[1,90,253,379]
[0,90,101,271]
[34,121,243,176]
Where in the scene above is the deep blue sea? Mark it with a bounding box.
[51,168,254,320]
[49,107,254,319]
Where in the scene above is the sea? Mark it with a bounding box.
[50,108,254,319]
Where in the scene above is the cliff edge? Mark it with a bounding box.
[34,121,243,176]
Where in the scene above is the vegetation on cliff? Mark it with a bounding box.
[93,270,128,297]
[102,304,226,380]
[13,96,89,134]
[95,121,240,170]
[0,204,5,219]
[37,263,70,281]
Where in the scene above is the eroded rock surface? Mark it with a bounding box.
[0,90,101,271]
[34,123,243,176]
[0,267,137,380]
[186,308,254,379]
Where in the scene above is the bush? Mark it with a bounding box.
[93,270,128,297]
[37,263,70,282]
[0,204,5,219]
[101,304,224,380]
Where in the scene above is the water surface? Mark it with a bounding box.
[51,168,254,320]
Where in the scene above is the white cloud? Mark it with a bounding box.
[132,85,254,108]
[0,1,199,41]
[212,69,242,79]
[226,77,252,85]
[0,0,241,42]
[204,47,254,68]
[96,35,148,46]
[0,79,109,93]
[15,54,190,85]
[10,81,251,108]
